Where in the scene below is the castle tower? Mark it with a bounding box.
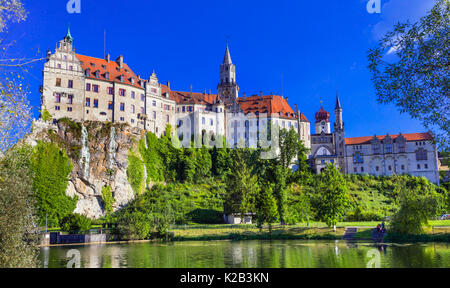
[314,103,330,134]
[217,44,239,106]
[334,92,345,172]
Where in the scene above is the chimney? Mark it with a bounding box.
[209,89,211,95]
[166,81,170,89]
[190,85,193,97]
[294,104,298,114]
[106,53,110,62]
[116,55,123,68]
[286,97,289,103]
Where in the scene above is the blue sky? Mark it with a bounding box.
[13,0,436,138]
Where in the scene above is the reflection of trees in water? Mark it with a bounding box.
[390,244,438,268]
[43,241,450,268]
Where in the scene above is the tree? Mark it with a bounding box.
[313,164,348,229]
[255,185,279,234]
[30,141,77,226]
[0,145,39,268]
[224,149,259,218]
[368,0,450,150]
[391,177,444,234]
[0,0,42,152]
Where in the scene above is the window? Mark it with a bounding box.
[120,103,125,111]
[108,101,113,110]
[86,83,91,91]
[131,91,135,99]
[361,167,364,172]
[388,165,392,171]
[425,164,428,169]
[140,107,144,114]
[55,106,60,111]
[153,111,156,119]
[210,119,213,126]
[415,149,428,161]
[108,87,114,95]
[67,94,73,104]
[57,64,61,69]
[55,93,61,103]
[152,100,156,107]
[398,142,406,153]
[166,115,169,123]
[93,85,99,93]
[151,88,157,93]
[372,143,380,154]
[385,143,392,153]
[417,164,421,169]
[68,80,73,88]
[131,105,135,114]
[353,152,364,164]
[119,89,126,96]
[141,94,145,101]
[85,69,90,77]
[69,65,73,71]
[105,72,109,80]
[354,167,357,173]
[67,107,72,112]
[93,99,98,108]
[56,78,61,87]
[202,117,205,125]
[85,98,90,107]
[120,117,125,121]
[401,165,405,170]
[376,166,379,172]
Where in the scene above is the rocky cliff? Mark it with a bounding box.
[25,119,144,219]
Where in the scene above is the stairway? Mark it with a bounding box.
[343,227,358,240]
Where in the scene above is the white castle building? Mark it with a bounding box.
[40,30,440,184]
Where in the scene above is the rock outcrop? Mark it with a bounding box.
[25,119,144,219]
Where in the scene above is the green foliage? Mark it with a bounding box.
[285,183,311,224]
[0,145,39,268]
[101,186,114,216]
[127,149,145,195]
[141,132,164,183]
[59,213,92,234]
[224,149,259,216]
[367,0,450,150]
[117,210,152,240]
[30,141,76,226]
[312,164,349,228]
[391,177,444,234]
[41,108,52,122]
[255,185,279,233]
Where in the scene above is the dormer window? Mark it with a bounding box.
[105,72,109,80]
[95,71,100,78]
[120,75,124,82]
[131,77,135,85]
[90,62,95,67]
[85,69,91,77]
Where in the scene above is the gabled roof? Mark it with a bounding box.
[76,54,145,89]
[237,95,307,121]
[345,132,433,145]
[160,84,219,105]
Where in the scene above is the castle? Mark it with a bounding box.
[41,30,440,184]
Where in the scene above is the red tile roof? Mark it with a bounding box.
[237,95,308,121]
[160,84,219,104]
[76,54,145,89]
[345,132,433,145]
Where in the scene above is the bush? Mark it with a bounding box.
[117,211,152,240]
[186,209,223,224]
[59,213,92,234]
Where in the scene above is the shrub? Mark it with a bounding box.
[59,213,92,234]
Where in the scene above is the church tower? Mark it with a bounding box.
[334,92,346,172]
[217,44,239,106]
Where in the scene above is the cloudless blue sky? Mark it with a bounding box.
[13,0,436,138]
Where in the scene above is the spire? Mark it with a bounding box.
[335,91,342,110]
[223,43,232,64]
[64,26,73,43]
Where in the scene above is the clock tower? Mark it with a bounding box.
[217,44,239,106]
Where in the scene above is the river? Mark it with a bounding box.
[40,240,450,268]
